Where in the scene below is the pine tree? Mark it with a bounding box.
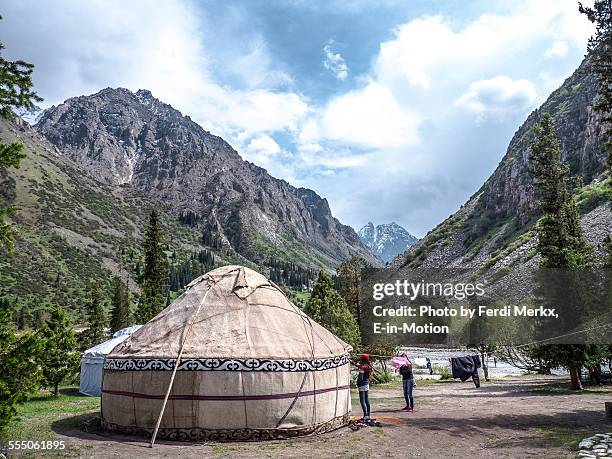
[304,271,361,349]
[528,113,593,390]
[110,276,131,333]
[0,309,41,432]
[337,256,369,324]
[136,209,169,323]
[83,287,107,348]
[580,0,612,173]
[38,306,80,396]
[0,23,42,251]
[530,113,591,269]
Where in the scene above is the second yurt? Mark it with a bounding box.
[79,325,142,396]
[101,265,352,441]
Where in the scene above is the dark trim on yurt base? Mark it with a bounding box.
[104,353,350,372]
[102,384,350,401]
[101,413,350,442]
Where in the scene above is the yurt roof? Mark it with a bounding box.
[108,265,351,360]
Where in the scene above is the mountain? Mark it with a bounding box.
[0,116,226,324]
[0,89,379,324]
[394,58,611,274]
[358,222,418,263]
[34,88,378,269]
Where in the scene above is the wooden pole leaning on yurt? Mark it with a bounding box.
[149,279,214,448]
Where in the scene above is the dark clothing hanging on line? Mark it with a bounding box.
[451,355,481,387]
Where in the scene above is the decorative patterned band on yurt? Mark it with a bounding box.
[103,354,351,372]
[100,265,353,442]
[101,413,351,442]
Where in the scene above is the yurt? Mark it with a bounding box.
[101,266,352,441]
[79,325,142,396]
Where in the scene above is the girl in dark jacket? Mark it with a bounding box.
[356,353,372,419]
[399,353,415,412]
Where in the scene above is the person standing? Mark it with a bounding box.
[399,354,415,412]
[426,357,433,375]
[356,354,372,420]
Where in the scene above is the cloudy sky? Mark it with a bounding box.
[0,0,594,236]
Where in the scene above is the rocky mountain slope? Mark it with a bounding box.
[35,88,379,268]
[359,222,418,263]
[0,116,232,323]
[395,58,611,273]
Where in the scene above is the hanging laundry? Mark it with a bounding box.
[451,355,480,383]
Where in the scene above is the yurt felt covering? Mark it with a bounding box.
[101,265,352,441]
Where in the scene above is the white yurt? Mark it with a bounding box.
[101,266,352,441]
[79,325,142,396]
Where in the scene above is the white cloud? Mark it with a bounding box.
[318,81,420,149]
[195,88,310,138]
[374,1,592,91]
[246,134,282,157]
[0,0,309,141]
[230,37,294,89]
[300,149,371,169]
[544,40,569,58]
[323,42,349,80]
[455,76,537,119]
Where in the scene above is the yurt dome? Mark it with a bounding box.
[101,265,352,441]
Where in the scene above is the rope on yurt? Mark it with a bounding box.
[276,371,309,428]
[305,314,318,423]
[275,290,318,428]
[275,279,353,427]
[150,276,214,448]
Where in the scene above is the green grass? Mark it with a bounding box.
[293,291,311,303]
[575,175,612,213]
[536,426,598,451]
[531,387,612,396]
[1,386,99,457]
[402,211,466,266]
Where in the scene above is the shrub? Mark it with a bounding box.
[373,369,395,384]
[435,365,453,380]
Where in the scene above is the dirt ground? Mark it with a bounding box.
[56,375,612,458]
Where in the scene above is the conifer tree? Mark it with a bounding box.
[304,271,361,349]
[38,306,80,396]
[337,256,369,324]
[110,276,131,333]
[136,209,169,323]
[0,22,42,251]
[530,113,591,269]
[84,286,107,348]
[528,113,593,390]
[0,308,41,432]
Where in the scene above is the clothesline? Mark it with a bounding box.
[349,321,612,360]
[349,353,485,361]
